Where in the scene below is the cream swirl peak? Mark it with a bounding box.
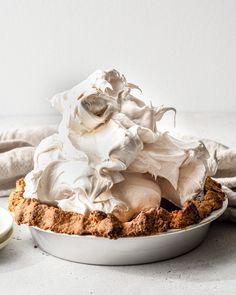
[24,69,211,222]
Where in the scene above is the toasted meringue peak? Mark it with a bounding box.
[24,69,211,222]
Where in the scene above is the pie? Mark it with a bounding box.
[8,69,225,239]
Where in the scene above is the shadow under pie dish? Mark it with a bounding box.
[8,177,227,265]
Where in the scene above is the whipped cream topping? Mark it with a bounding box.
[24,69,211,222]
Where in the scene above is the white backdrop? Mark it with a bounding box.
[0,0,235,116]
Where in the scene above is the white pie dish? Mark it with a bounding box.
[29,198,228,265]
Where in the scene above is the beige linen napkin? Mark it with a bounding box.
[0,126,235,221]
[0,126,56,197]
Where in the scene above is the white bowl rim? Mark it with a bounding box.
[0,227,14,249]
[0,207,13,238]
[30,198,228,241]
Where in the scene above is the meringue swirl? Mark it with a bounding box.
[24,69,210,222]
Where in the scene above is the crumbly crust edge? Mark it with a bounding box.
[8,177,225,239]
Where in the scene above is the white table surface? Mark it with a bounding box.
[0,112,236,295]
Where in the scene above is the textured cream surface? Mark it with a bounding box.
[24,69,211,221]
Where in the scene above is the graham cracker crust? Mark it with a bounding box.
[8,177,225,239]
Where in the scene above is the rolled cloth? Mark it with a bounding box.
[0,126,56,196]
[0,126,235,221]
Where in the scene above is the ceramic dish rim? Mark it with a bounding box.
[0,227,14,250]
[0,207,13,239]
